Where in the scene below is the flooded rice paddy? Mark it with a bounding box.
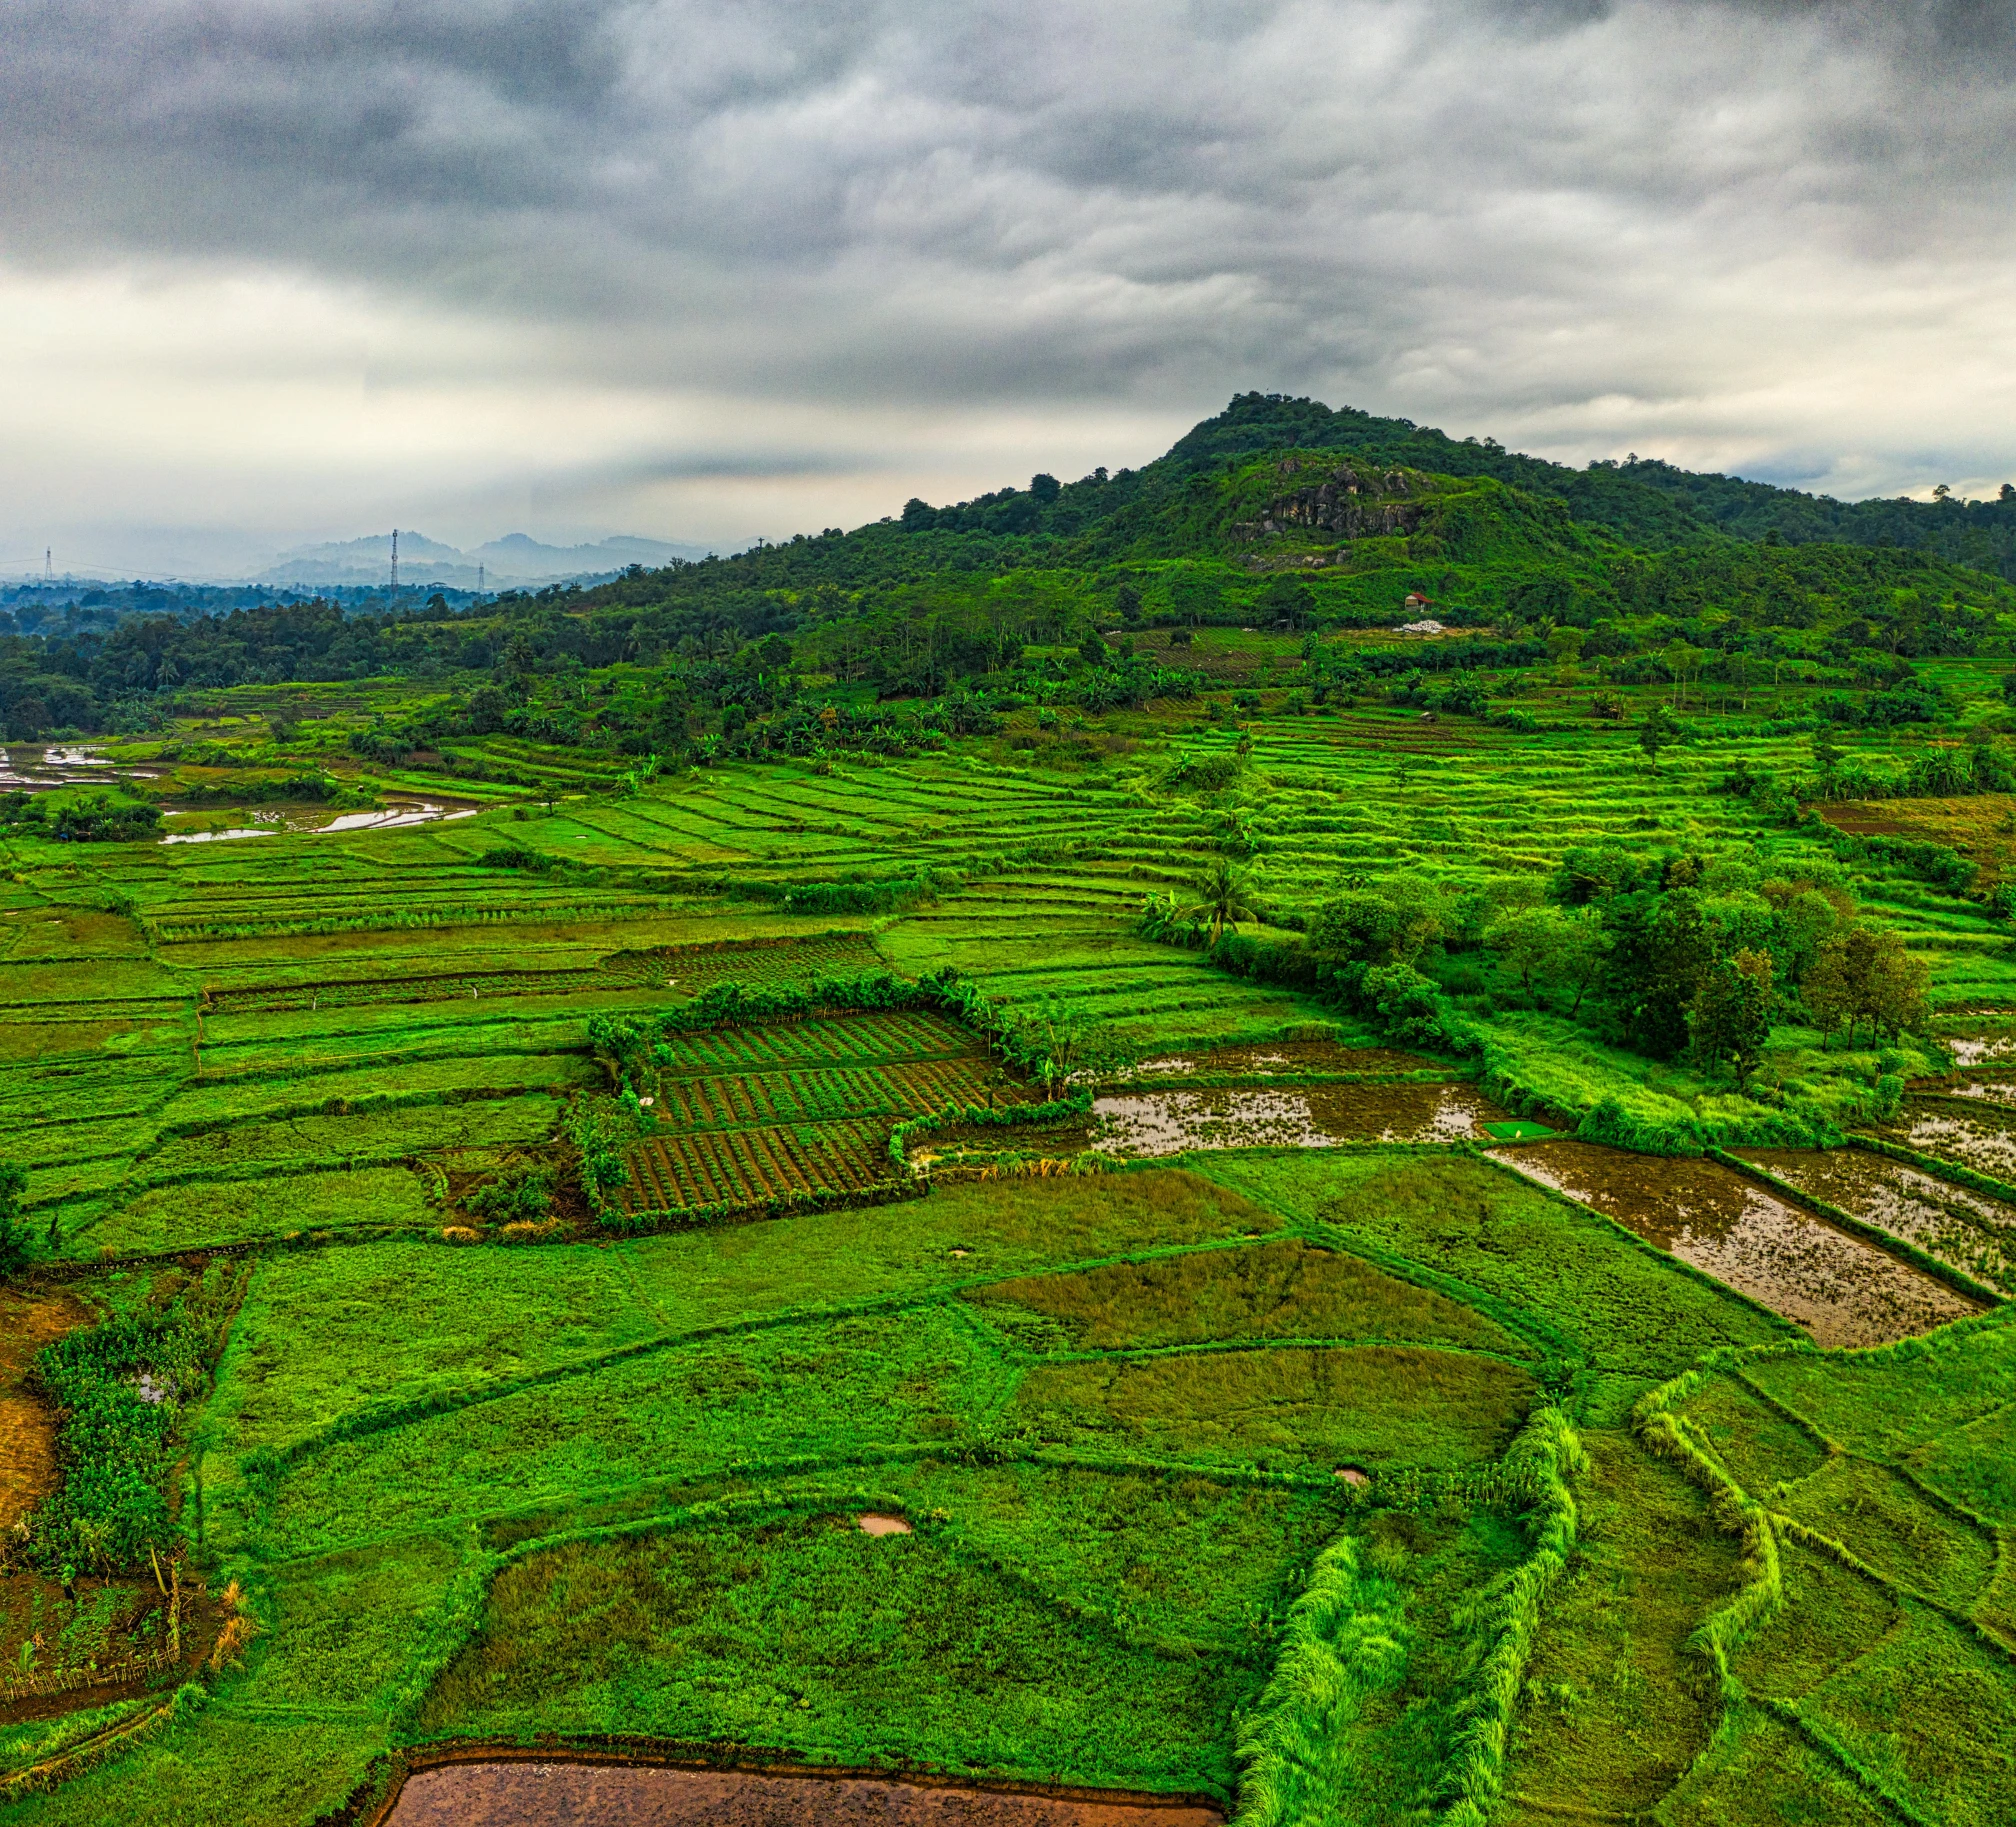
[159,800,479,843]
[1738,1146,2014,1294]
[1945,1078,2016,1108]
[1493,1141,1981,1346]
[1949,1032,2016,1067]
[382,1761,1223,1827]
[0,744,158,790]
[1881,1101,2016,1182]
[1090,1083,1505,1155]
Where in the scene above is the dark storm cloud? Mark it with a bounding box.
[4,0,2016,527]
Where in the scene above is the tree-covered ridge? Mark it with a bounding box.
[1164,392,2016,575]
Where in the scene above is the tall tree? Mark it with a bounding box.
[1687,949,1775,1086]
[1184,860,1259,945]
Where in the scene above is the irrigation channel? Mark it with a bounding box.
[378,1758,1223,1827]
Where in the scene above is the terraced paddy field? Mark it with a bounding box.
[4,695,2015,1827]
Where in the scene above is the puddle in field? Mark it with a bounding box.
[1880,1103,2016,1181]
[159,799,480,843]
[1947,1079,2016,1108]
[1738,1147,2015,1294]
[1493,1140,1981,1346]
[1091,1083,1503,1155]
[857,1513,912,1535]
[383,1761,1224,1827]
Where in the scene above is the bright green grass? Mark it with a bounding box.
[5,682,2014,1827]
[418,1507,1253,1795]
[84,1164,434,1255]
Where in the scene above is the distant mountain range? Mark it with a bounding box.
[257,531,717,589]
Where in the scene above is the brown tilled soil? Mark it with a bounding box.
[0,1287,89,1532]
[384,1761,1222,1827]
[1815,794,2016,886]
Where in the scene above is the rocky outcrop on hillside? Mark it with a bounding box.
[1233,462,1429,542]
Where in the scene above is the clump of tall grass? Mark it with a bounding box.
[1634,1368,1784,1705]
[1231,1534,1409,1827]
[1434,1405,1585,1825]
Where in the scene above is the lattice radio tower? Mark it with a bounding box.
[390,529,400,596]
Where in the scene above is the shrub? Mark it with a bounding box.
[478,843,554,873]
[1362,962,1447,1046]
[1160,748,1243,793]
[27,1309,208,1572]
[467,1161,556,1222]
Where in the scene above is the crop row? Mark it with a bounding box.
[653,1058,1001,1129]
[199,935,891,1016]
[147,895,670,943]
[654,1010,979,1075]
[622,1119,893,1212]
[601,933,884,990]
[206,966,610,1014]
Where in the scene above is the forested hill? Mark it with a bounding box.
[1162,393,2016,572]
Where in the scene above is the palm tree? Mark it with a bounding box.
[1182,859,1258,945]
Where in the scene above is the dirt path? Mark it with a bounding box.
[383,1759,1223,1827]
[0,1285,89,1531]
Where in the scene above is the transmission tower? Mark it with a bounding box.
[390,529,400,596]
[477,563,485,595]
[44,548,52,584]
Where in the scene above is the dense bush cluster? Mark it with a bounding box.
[0,789,160,841]
[27,1310,207,1574]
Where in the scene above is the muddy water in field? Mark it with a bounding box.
[382,1761,1223,1827]
[1091,1082,1505,1155]
[1494,1141,1981,1346]
[1738,1147,2015,1294]
[1950,1034,2016,1067]
[1946,1078,2016,1108]
[1880,1101,2016,1181]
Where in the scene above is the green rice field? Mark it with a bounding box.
[6,404,2016,1824]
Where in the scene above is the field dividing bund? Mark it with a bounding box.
[1631,1312,2016,1826]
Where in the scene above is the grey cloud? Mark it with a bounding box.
[3,0,2016,525]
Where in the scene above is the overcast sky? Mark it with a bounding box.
[5,0,2016,575]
